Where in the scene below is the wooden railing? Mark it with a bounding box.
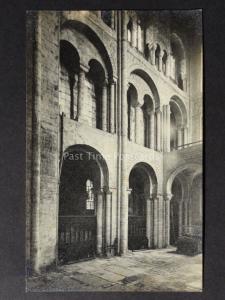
[128,216,148,250]
[58,215,96,263]
[182,225,202,238]
[175,140,202,150]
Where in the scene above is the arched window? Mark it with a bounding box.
[127,19,132,43]
[169,97,187,150]
[155,44,161,71]
[162,50,168,75]
[87,60,106,130]
[137,21,143,52]
[86,179,94,210]
[171,34,186,90]
[142,95,154,148]
[60,40,80,119]
[127,84,138,141]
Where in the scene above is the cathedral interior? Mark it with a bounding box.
[26,10,203,274]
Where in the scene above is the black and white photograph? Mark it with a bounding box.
[26,10,203,292]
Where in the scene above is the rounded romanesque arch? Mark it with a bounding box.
[128,68,160,109]
[59,144,110,263]
[170,95,188,126]
[128,162,158,250]
[166,163,202,245]
[170,32,187,90]
[169,95,188,150]
[166,163,201,195]
[60,22,116,133]
[61,20,114,80]
[63,144,109,188]
[128,162,158,196]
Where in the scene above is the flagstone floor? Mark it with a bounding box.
[27,247,202,292]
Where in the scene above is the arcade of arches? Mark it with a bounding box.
[26,11,202,273]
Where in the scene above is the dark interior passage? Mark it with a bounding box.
[59,149,101,263]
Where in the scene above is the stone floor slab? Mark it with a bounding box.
[27,247,202,292]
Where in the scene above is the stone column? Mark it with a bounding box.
[102,80,108,131]
[96,191,104,255]
[135,104,142,144]
[163,105,171,152]
[166,105,171,152]
[111,11,115,29]
[78,64,88,123]
[149,111,155,149]
[131,21,136,47]
[156,109,161,151]
[164,194,172,247]
[178,201,183,237]
[151,44,156,65]
[130,107,135,141]
[165,54,170,77]
[177,127,183,149]
[31,12,42,273]
[153,196,158,248]
[158,53,163,72]
[183,127,188,147]
[105,191,112,256]
[183,201,188,233]
[120,11,129,255]
[146,198,151,248]
[110,81,115,133]
[188,200,192,228]
[120,189,130,255]
[157,195,164,248]
[146,197,154,248]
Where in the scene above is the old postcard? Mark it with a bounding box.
[26,10,203,292]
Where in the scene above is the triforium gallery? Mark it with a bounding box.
[26,10,203,273]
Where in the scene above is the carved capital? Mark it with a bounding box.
[164,193,173,201]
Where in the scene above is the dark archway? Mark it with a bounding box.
[128,162,157,250]
[58,145,108,263]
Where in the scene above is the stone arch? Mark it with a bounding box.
[61,20,114,80]
[129,162,158,196]
[59,144,110,262]
[63,144,109,188]
[189,173,202,227]
[170,33,187,90]
[171,32,186,60]
[60,40,80,73]
[129,68,160,109]
[128,162,158,250]
[170,95,188,126]
[166,163,202,195]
